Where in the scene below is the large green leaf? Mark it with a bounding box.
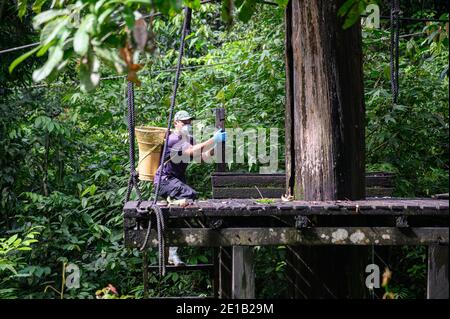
[74,31,90,55]
[74,14,96,55]
[338,0,375,29]
[94,0,107,13]
[237,0,257,23]
[82,14,97,35]
[37,40,56,57]
[8,45,42,74]
[6,234,18,246]
[184,0,201,10]
[18,0,28,18]
[32,0,47,13]
[40,16,69,45]
[32,9,69,29]
[98,7,115,26]
[338,0,358,17]
[79,53,100,92]
[274,0,289,8]
[32,46,64,82]
[93,47,126,73]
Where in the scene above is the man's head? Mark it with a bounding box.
[174,110,194,134]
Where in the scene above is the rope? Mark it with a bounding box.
[390,0,401,104]
[0,42,40,55]
[1,61,239,92]
[124,79,166,283]
[125,81,143,204]
[139,6,193,278]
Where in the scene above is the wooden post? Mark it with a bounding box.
[218,246,232,298]
[214,108,234,298]
[143,251,148,298]
[427,244,449,299]
[284,0,295,196]
[212,247,220,298]
[285,0,367,298]
[214,108,226,172]
[232,246,255,299]
[213,108,256,298]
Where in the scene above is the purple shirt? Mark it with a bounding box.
[154,132,194,184]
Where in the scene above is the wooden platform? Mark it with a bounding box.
[124,198,448,248]
[124,198,449,217]
[124,198,448,299]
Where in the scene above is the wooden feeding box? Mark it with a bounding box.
[211,171,396,199]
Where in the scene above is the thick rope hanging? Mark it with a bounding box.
[125,81,143,204]
[390,0,400,104]
[139,6,193,277]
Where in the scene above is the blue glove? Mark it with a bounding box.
[213,129,227,143]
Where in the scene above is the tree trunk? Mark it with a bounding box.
[285,0,367,298]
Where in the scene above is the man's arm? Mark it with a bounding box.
[183,138,214,156]
[183,130,226,156]
[200,145,215,162]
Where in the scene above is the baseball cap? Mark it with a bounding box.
[174,110,194,121]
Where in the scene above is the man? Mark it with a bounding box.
[154,110,226,265]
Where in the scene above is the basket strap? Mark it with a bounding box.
[138,144,161,167]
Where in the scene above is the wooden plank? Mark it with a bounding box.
[211,172,393,188]
[212,187,285,199]
[366,187,394,198]
[211,174,285,187]
[433,193,449,199]
[123,199,449,218]
[125,227,449,247]
[232,246,255,299]
[212,172,286,176]
[365,173,395,187]
[427,244,449,299]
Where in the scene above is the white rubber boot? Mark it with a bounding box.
[168,247,185,266]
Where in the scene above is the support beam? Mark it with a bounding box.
[427,244,449,299]
[214,107,226,172]
[213,107,231,299]
[232,246,255,299]
[217,247,232,298]
[125,227,449,247]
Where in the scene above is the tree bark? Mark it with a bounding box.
[285,0,367,298]
[288,0,365,200]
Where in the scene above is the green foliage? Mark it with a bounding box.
[255,198,275,204]
[0,3,286,299]
[0,229,40,275]
[338,0,379,29]
[10,0,287,91]
[363,24,448,197]
[1,1,448,300]
[0,228,41,299]
[254,246,287,298]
